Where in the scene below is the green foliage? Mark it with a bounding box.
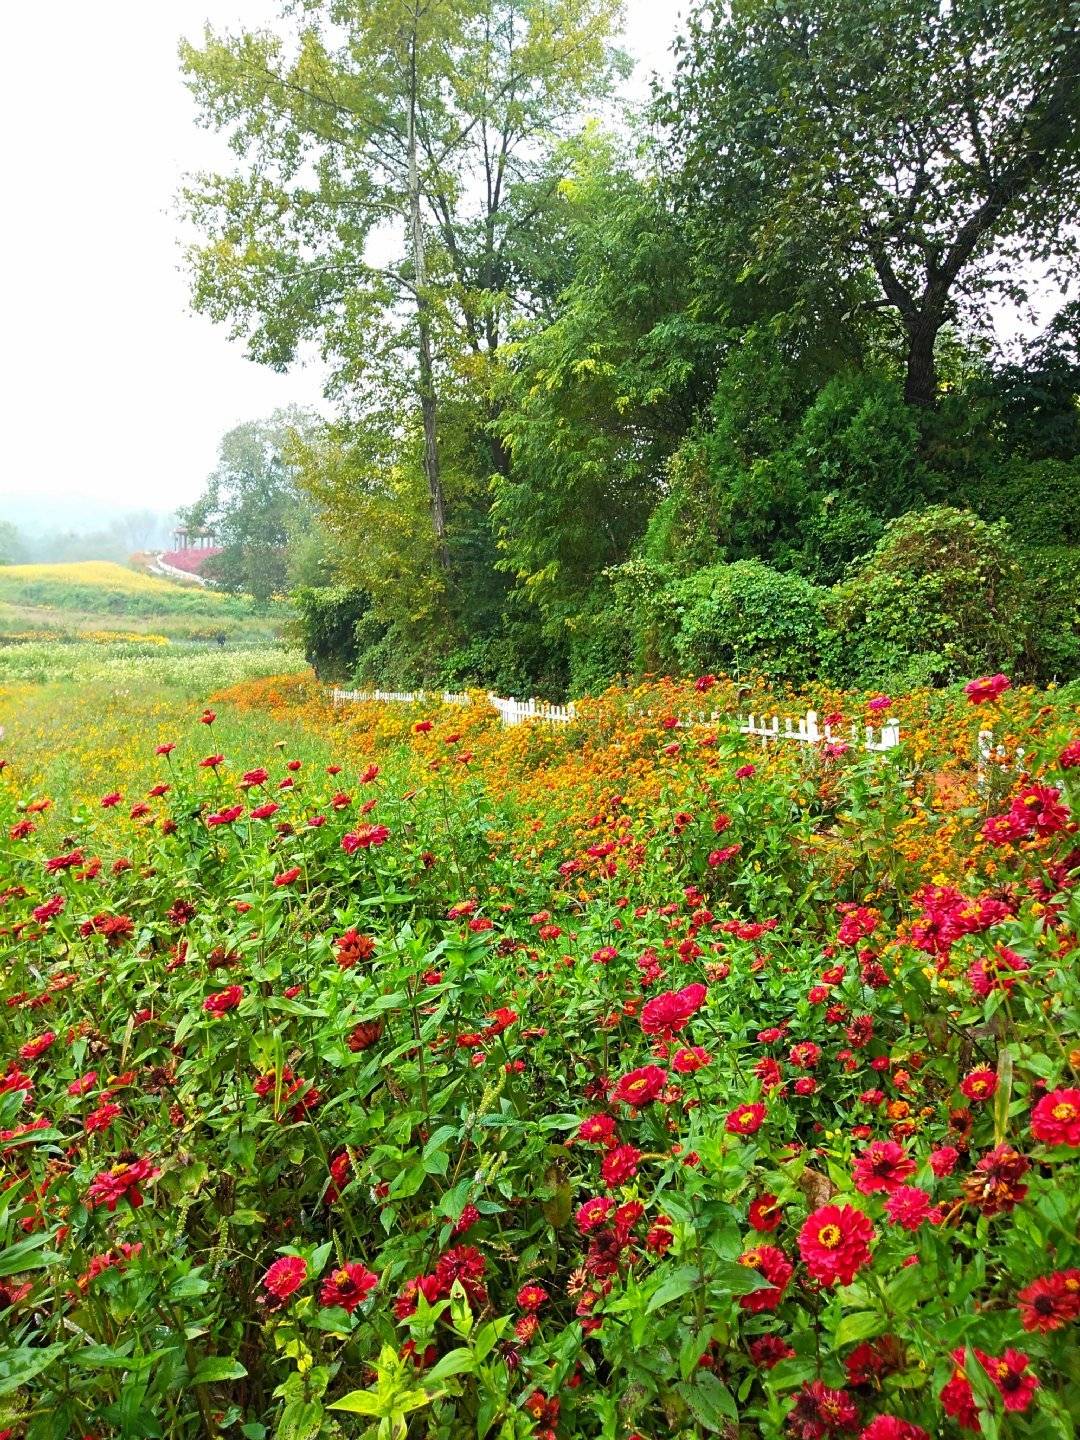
[492,134,716,622]
[1021,547,1080,683]
[665,0,1080,405]
[831,506,1031,686]
[664,560,832,684]
[289,585,368,680]
[960,457,1080,549]
[182,409,318,604]
[650,365,936,584]
[0,520,27,565]
[180,0,1080,695]
[564,576,639,697]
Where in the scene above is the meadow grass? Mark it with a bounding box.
[0,646,305,825]
[0,560,287,643]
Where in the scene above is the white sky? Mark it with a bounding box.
[0,0,683,529]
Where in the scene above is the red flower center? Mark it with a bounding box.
[817,1224,841,1248]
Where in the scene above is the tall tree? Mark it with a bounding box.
[182,409,318,603]
[180,0,626,562]
[664,0,1080,406]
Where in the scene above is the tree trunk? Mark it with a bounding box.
[903,316,941,408]
[408,28,449,568]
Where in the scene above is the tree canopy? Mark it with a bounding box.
[181,0,1080,694]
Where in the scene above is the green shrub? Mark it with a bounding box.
[566,579,638,697]
[832,506,1031,686]
[438,622,568,700]
[290,585,368,680]
[1020,546,1080,682]
[667,560,833,683]
[962,456,1080,548]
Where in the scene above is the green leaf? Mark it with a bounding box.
[328,1389,383,1415]
[0,1344,65,1396]
[192,1357,248,1384]
[835,1311,883,1346]
[676,1371,738,1431]
[439,1177,473,1221]
[646,1264,702,1314]
[424,1348,475,1385]
[0,1231,59,1278]
[168,1273,211,1300]
[423,1124,458,1157]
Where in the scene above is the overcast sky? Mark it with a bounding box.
[0,1,683,530]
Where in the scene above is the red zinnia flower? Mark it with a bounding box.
[342,824,390,852]
[859,1419,929,1440]
[1009,784,1069,837]
[963,673,1011,703]
[19,1032,56,1062]
[983,1348,1038,1412]
[263,1255,307,1300]
[726,1102,766,1136]
[600,1144,641,1187]
[273,867,302,887]
[798,1204,875,1286]
[853,1141,915,1194]
[1016,1269,1080,1332]
[612,1065,667,1108]
[940,1352,980,1431]
[1031,1088,1080,1146]
[576,1197,615,1232]
[87,1156,159,1211]
[738,1244,792,1312]
[787,1379,859,1437]
[672,1045,711,1073]
[577,1114,618,1146]
[882,1186,935,1231]
[207,805,243,827]
[203,986,244,1015]
[749,1193,783,1232]
[929,1145,959,1177]
[963,1143,1029,1215]
[959,1069,997,1102]
[516,1283,548,1310]
[790,1041,821,1069]
[319,1262,377,1313]
[639,983,707,1037]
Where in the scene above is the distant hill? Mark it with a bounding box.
[0,561,283,646]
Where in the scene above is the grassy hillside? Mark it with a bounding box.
[0,560,285,644]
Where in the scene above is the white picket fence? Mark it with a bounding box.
[330,688,576,727]
[977,729,1025,792]
[329,689,900,751]
[740,709,900,752]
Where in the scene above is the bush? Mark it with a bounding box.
[962,456,1080,548]
[566,578,639,697]
[290,585,368,679]
[1021,546,1080,682]
[667,560,833,683]
[832,506,1031,686]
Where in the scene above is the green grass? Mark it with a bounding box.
[0,561,288,644]
[0,640,302,691]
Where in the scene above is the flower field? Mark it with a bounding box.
[1,670,1079,1440]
